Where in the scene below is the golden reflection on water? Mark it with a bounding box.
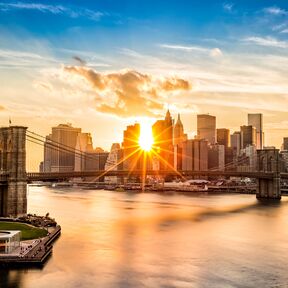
[3,187,288,287]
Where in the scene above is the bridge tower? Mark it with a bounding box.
[0,126,27,217]
[256,149,281,200]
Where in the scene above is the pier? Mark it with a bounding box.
[0,225,61,267]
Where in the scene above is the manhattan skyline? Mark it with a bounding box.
[0,0,288,169]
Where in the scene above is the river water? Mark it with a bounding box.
[1,186,288,288]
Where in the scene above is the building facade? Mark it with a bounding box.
[197,114,216,144]
[208,144,225,171]
[231,131,241,157]
[152,110,174,171]
[240,125,256,149]
[122,123,141,171]
[217,128,230,147]
[44,124,82,172]
[182,139,208,171]
[248,113,264,149]
[105,143,123,183]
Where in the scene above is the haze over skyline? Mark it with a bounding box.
[0,0,288,169]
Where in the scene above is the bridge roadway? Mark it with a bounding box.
[26,170,288,182]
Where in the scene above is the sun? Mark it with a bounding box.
[139,122,154,151]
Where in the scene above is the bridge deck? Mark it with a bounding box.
[25,170,288,182]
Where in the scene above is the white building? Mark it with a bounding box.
[0,230,21,254]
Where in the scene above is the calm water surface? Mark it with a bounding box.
[1,186,288,288]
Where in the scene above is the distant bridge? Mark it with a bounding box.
[26,170,288,181]
[0,126,287,218]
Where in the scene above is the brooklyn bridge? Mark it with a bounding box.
[0,126,288,218]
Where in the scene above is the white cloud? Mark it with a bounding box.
[242,36,288,48]
[223,3,234,12]
[280,28,288,34]
[264,6,287,16]
[210,48,223,57]
[159,44,208,52]
[0,2,103,21]
[159,44,223,58]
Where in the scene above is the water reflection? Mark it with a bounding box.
[1,187,288,287]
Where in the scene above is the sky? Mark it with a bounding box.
[0,0,288,170]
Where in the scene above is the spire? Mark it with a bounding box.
[175,113,183,126]
[165,109,171,120]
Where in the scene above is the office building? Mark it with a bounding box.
[248,113,264,149]
[182,139,208,171]
[173,114,187,146]
[197,114,216,144]
[105,143,123,183]
[208,144,225,171]
[231,131,241,157]
[217,128,230,147]
[45,124,81,172]
[122,123,141,171]
[282,137,288,151]
[74,133,94,172]
[240,125,256,149]
[152,110,174,171]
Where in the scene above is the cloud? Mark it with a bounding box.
[210,48,223,57]
[242,36,288,48]
[159,44,208,52]
[159,44,223,57]
[223,3,234,12]
[73,56,86,66]
[263,6,287,16]
[63,67,191,117]
[0,2,103,21]
[33,81,53,91]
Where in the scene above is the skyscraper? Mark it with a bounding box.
[152,110,174,171]
[182,139,208,171]
[46,124,82,172]
[248,113,264,149]
[217,128,230,147]
[74,132,93,172]
[197,114,216,144]
[231,131,241,156]
[282,137,288,150]
[122,123,141,171]
[208,144,225,171]
[105,143,123,183]
[173,113,187,146]
[240,125,256,149]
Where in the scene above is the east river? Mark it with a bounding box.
[1,186,288,287]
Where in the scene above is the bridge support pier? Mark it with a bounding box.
[256,176,281,200]
[0,126,27,217]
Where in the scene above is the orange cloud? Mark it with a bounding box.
[63,67,191,117]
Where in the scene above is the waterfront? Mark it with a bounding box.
[1,187,288,287]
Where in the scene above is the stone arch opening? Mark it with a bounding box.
[267,156,274,172]
[259,156,265,171]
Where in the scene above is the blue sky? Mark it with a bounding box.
[0,0,288,169]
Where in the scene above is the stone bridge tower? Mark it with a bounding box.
[0,126,27,217]
[256,148,281,200]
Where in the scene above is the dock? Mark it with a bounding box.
[0,225,61,267]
